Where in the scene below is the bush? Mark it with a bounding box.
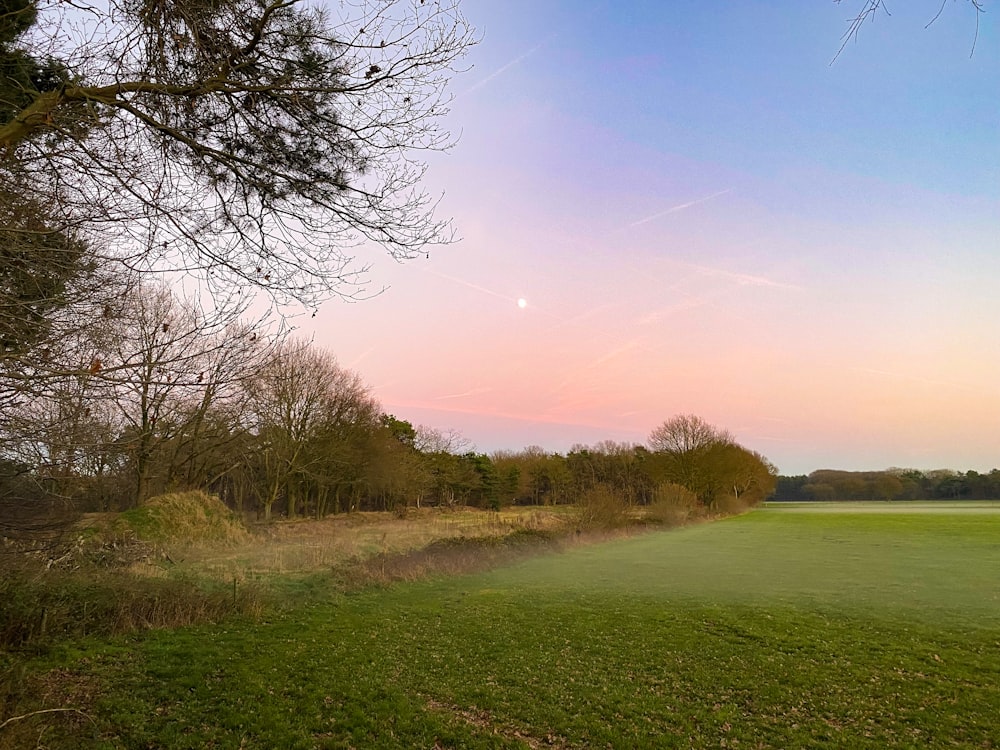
[647,483,700,527]
[715,493,752,516]
[578,484,630,529]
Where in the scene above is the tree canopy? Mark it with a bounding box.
[647,415,776,509]
[1,0,474,308]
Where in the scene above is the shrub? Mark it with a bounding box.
[578,484,630,529]
[715,493,752,516]
[647,482,700,527]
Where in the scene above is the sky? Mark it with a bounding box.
[303,1,1000,476]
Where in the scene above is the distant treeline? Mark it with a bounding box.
[773,469,1000,502]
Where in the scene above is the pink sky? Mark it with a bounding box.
[302,2,1000,475]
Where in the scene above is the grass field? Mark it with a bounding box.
[4,502,1000,748]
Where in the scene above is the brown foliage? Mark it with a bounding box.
[577,483,630,529]
[646,482,701,526]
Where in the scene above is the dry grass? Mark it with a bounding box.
[0,568,264,650]
[0,503,621,654]
[113,491,251,547]
[343,520,663,590]
[0,492,262,652]
[181,506,576,585]
[345,527,563,588]
[63,491,252,573]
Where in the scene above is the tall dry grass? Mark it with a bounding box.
[113,490,251,547]
[0,567,262,650]
[0,499,657,654]
[188,506,574,582]
[343,527,562,588]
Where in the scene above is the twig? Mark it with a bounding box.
[0,708,93,731]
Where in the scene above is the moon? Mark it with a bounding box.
[517,298,528,309]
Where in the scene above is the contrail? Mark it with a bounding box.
[669,260,801,290]
[346,346,376,369]
[463,43,544,95]
[626,188,733,229]
[421,267,561,320]
[435,387,493,401]
[423,269,518,304]
[462,4,606,96]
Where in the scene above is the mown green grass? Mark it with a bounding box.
[7,504,1000,748]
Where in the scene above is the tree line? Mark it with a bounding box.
[0,282,778,530]
[773,468,1000,502]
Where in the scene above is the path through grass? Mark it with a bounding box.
[6,503,1000,748]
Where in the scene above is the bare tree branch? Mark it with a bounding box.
[2,0,475,308]
[831,0,985,63]
[0,707,93,731]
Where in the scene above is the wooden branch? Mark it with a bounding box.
[0,707,93,730]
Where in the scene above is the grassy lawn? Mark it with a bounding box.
[5,503,1000,748]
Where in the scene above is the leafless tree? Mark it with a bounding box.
[246,339,380,520]
[648,415,735,504]
[414,424,471,454]
[2,280,273,510]
[648,414,734,456]
[2,0,475,309]
[98,282,271,504]
[647,415,778,509]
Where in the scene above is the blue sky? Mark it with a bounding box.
[306,1,1000,475]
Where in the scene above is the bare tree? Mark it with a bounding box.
[647,415,778,509]
[98,283,270,504]
[2,0,474,308]
[833,0,986,62]
[414,424,471,454]
[156,322,267,495]
[0,200,133,528]
[648,414,733,456]
[247,340,379,520]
